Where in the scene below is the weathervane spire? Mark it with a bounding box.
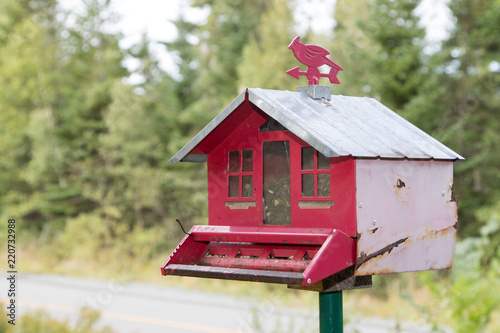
[286,36,343,85]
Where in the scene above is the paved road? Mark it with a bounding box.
[5,274,319,332]
[2,274,442,332]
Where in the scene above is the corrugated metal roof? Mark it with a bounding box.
[169,88,464,163]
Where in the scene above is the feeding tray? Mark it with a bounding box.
[161,226,356,287]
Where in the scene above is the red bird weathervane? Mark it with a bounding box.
[287,36,343,85]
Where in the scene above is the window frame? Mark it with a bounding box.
[299,147,333,200]
[227,149,255,201]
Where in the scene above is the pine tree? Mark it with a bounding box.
[0,0,61,224]
[334,0,427,111]
[237,0,297,91]
[190,0,269,110]
[162,13,199,110]
[0,0,128,229]
[427,0,500,234]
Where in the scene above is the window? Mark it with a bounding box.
[228,150,254,198]
[259,118,287,132]
[263,141,291,225]
[300,147,331,198]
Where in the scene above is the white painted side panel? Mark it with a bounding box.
[355,159,457,275]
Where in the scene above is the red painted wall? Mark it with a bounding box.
[206,99,357,237]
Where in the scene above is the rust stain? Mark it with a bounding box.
[356,226,457,275]
[419,225,456,242]
[355,237,408,270]
[394,177,410,204]
[448,179,458,203]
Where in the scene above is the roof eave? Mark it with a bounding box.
[168,90,247,164]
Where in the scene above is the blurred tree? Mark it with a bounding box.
[162,13,199,110]
[161,10,209,137]
[127,33,163,88]
[188,0,269,115]
[334,0,427,111]
[330,0,376,96]
[436,0,500,235]
[96,80,207,229]
[403,0,500,235]
[0,0,127,231]
[0,0,61,226]
[237,0,297,91]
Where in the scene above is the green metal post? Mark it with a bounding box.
[319,291,343,333]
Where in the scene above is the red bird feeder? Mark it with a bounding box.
[162,36,463,332]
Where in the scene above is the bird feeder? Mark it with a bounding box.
[162,36,463,295]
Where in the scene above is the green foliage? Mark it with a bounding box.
[55,211,170,263]
[0,1,499,330]
[193,0,268,95]
[0,305,116,333]
[188,0,271,115]
[161,14,199,109]
[334,0,427,110]
[237,0,297,91]
[429,0,500,234]
[401,200,500,331]
[416,225,500,332]
[0,0,126,229]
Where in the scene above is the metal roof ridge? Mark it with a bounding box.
[288,90,361,156]
[250,88,346,157]
[249,89,323,147]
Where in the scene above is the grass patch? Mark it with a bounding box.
[0,304,115,333]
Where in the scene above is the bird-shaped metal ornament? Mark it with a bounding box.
[286,36,343,85]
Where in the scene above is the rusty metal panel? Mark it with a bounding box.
[354,159,458,275]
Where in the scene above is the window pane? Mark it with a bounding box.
[228,176,239,197]
[301,147,314,170]
[302,174,314,197]
[317,173,331,197]
[317,152,330,170]
[228,151,239,172]
[242,176,253,197]
[242,150,253,172]
[263,141,291,225]
[259,118,287,132]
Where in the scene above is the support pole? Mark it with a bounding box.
[319,291,343,333]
